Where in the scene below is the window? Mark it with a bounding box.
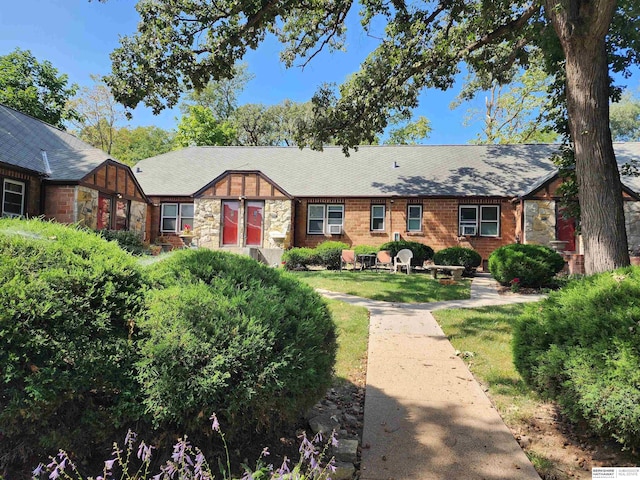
[407,205,422,232]
[161,203,194,233]
[371,205,385,231]
[307,204,344,234]
[458,205,500,237]
[115,199,130,231]
[2,179,25,217]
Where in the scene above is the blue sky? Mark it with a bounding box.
[1,1,638,145]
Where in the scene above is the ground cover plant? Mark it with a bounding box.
[140,249,338,439]
[292,270,470,303]
[432,246,482,276]
[514,267,640,450]
[489,244,565,288]
[434,303,640,479]
[0,218,146,468]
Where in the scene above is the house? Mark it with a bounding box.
[133,143,640,269]
[0,104,148,234]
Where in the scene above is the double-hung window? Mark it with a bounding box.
[307,204,344,234]
[161,203,194,233]
[458,205,500,237]
[2,179,25,217]
[371,205,385,231]
[407,204,422,232]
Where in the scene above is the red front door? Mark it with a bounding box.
[245,202,263,246]
[556,206,576,252]
[222,201,239,246]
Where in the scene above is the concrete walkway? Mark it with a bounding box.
[320,274,545,480]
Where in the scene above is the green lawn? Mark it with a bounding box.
[291,270,471,303]
[326,299,369,385]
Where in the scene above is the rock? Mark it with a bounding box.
[343,413,358,425]
[330,461,356,480]
[333,438,359,464]
[309,413,340,435]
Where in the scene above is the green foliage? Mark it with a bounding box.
[0,218,145,467]
[488,244,565,288]
[610,89,640,142]
[111,126,174,166]
[139,249,337,437]
[174,105,236,147]
[513,268,640,448]
[385,116,431,145]
[314,241,350,270]
[353,244,379,256]
[231,100,313,146]
[99,229,145,255]
[0,48,79,128]
[281,247,318,270]
[433,247,482,276]
[380,240,434,266]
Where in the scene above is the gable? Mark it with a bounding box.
[80,160,147,202]
[196,171,291,199]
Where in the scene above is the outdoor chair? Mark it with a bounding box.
[340,249,356,271]
[393,248,413,274]
[375,250,393,272]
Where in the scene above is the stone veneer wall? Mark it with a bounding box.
[264,199,293,249]
[625,201,640,250]
[194,198,222,249]
[193,198,292,249]
[76,186,99,229]
[129,200,147,237]
[524,200,555,246]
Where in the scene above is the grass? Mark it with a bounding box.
[326,299,369,385]
[290,270,471,303]
[432,303,539,424]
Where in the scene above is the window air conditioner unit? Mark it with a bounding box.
[328,224,343,235]
[393,232,401,241]
[461,225,477,236]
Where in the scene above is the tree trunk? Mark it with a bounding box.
[545,0,630,274]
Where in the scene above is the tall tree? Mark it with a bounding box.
[111,126,174,166]
[610,90,640,142]
[0,48,79,128]
[180,63,254,120]
[385,116,432,145]
[68,75,125,154]
[106,0,640,274]
[174,105,236,147]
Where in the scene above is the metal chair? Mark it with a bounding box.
[375,250,393,272]
[393,248,413,274]
[340,249,356,271]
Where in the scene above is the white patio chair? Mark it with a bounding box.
[393,248,413,274]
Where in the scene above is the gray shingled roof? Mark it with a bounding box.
[0,104,118,180]
[133,143,640,198]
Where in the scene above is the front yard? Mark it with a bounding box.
[291,270,471,303]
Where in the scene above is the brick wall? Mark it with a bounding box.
[43,185,76,223]
[294,197,518,262]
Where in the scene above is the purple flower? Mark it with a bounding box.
[261,446,270,457]
[137,441,154,463]
[49,469,60,480]
[104,458,116,470]
[33,464,44,476]
[209,413,220,433]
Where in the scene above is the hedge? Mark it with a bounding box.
[513,267,640,448]
[0,218,145,468]
[432,247,482,276]
[140,249,337,437]
[489,243,565,288]
[379,241,434,266]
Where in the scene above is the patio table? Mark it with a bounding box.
[356,253,377,271]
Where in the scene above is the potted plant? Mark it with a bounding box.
[156,235,173,252]
[179,224,195,247]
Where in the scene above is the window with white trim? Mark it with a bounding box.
[307,204,344,234]
[407,204,422,232]
[2,179,25,217]
[161,203,194,233]
[458,205,500,237]
[371,204,385,231]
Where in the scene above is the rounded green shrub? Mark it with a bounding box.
[379,241,434,266]
[433,247,482,276]
[513,267,640,449]
[0,218,145,468]
[281,247,317,270]
[488,243,565,287]
[354,244,379,256]
[99,228,146,255]
[140,249,337,438]
[314,241,349,270]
